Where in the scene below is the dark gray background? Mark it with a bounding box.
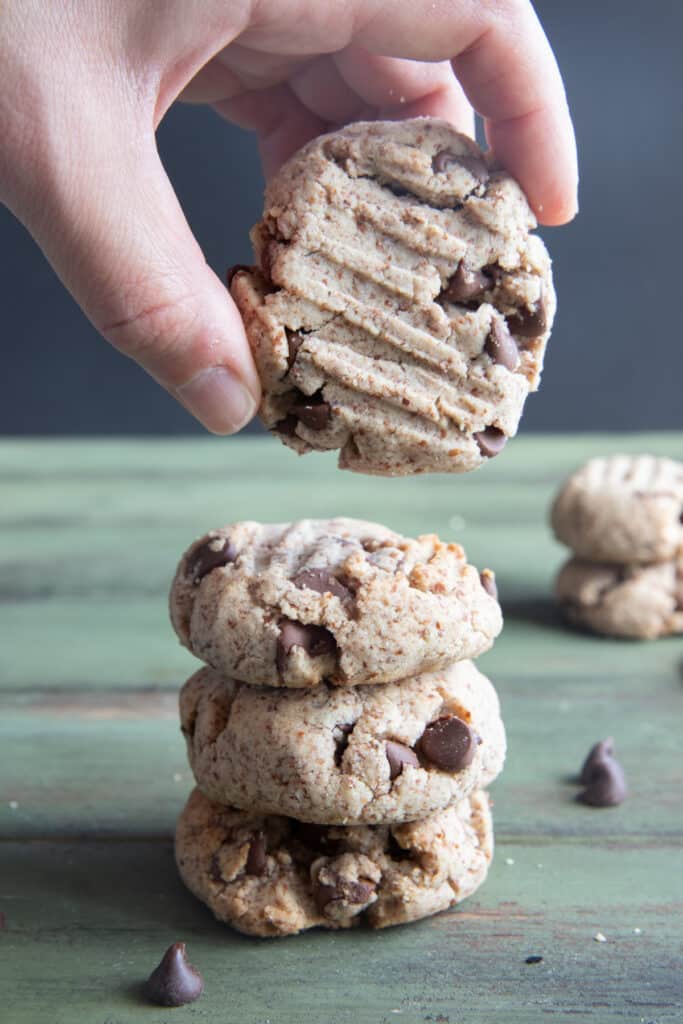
[1,1,681,435]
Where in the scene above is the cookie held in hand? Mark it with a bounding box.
[230,117,555,476]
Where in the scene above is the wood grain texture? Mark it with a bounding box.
[1,437,682,1023]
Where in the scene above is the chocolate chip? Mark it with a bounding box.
[225,264,252,288]
[441,261,491,304]
[578,757,628,808]
[286,329,304,370]
[290,821,340,856]
[474,427,507,458]
[209,854,223,884]
[480,570,498,600]
[525,955,544,965]
[293,568,352,601]
[418,715,479,772]
[274,414,299,437]
[245,831,267,876]
[580,738,615,784]
[485,318,519,371]
[188,537,237,584]
[386,833,413,862]
[385,740,419,780]
[313,874,376,915]
[333,722,354,767]
[290,394,331,430]
[144,943,204,1007]
[507,293,548,338]
[432,149,489,184]
[276,619,337,674]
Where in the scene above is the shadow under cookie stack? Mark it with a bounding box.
[552,455,683,640]
[170,517,506,937]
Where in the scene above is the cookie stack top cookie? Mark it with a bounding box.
[170,517,502,688]
[230,117,555,476]
[551,455,683,639]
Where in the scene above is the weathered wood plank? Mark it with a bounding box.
[2,437,682,1023]
[1,839,680,1024]
[1,660,680,841]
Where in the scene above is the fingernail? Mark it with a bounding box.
[178,367,257,434]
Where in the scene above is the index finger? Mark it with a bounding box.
[356,0,578,225]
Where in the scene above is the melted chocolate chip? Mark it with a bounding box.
[485,319,519,371]
[525,955,544,965]
[474,427,507,458]
[276,619,337,674]
[225,264,252,289]
[293,569,352,601]
[441,261,491,304]
[290,821,340,857]
[188,537,237,584]
[245,831,267,876]
[418,715,478,772]
[313,873,376,914]
[507,294,548,338]
[578,757,628,808]
[385,741,419,780]
[432,149,489,184]
[480,570,498,600]
[145,943,204,1007]
[286,329,304,370]
[580,738,615,784]
[290,395,331,431]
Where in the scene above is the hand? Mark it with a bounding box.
[0,1,577,434]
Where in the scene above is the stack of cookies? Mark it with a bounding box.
[169,517,506,936]
[551,455,683,639]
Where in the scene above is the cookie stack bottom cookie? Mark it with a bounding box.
[170,517,506,936]
[176,788,493,936]
[551,455,683,639]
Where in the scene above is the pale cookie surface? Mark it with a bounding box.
[175,787,493,936]
[180,660,505,825]
[555,556,683,639]
[551,455,683,564]
[230,117,555,476]
[170,518,502,688]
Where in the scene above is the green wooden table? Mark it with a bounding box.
[1,435,681,1024]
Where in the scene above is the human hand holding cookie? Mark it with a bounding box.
[0,1,576,446]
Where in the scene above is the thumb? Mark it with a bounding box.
[10,116,260,434]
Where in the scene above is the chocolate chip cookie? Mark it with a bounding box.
[180,660,505,825]
[551,455,683,564]
[170,518,502,688]
[230,117,555,476]
[555,556,683,639]
[175,786,493,936]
